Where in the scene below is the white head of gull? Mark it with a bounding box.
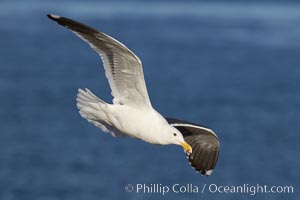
[48,14,220,176]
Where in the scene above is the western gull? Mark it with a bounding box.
[47,14,220,175]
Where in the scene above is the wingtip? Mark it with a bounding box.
[47,14,61,21]
[205,169,213,176]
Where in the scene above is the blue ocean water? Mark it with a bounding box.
[0,1,299,200]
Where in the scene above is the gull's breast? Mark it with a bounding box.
[108,105,166,144]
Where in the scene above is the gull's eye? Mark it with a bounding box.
[173,133,177,136]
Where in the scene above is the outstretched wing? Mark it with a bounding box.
[166,118,220,176]
[48,14,152,108]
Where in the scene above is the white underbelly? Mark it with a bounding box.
[106,105,164,144]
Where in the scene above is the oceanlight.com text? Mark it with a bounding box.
[207,183,294,195]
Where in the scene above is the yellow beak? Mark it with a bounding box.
[180,142,192,154]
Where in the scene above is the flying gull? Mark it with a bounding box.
[47,14,220,175]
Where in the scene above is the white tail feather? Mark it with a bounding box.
[76,88,123,137]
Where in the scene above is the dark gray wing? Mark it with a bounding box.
[47,14,151,108]
[166,118,220,176]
